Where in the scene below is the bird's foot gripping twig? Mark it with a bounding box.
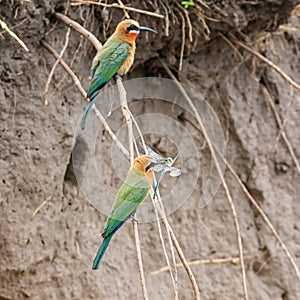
[131,214,139,224]
[114,73,123,81]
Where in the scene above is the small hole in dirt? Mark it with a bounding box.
[41,239,45,245]
[55,5,66,13]
[259,77,265,85]
[275,98,280,105]
[282,291,288,299]
[252,260,261,272]
[2,179,5,184]
[29,269,37,275]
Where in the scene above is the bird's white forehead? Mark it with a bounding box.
[130,20,140,28]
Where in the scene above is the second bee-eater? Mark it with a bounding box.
[92,155,167,270]
[81,19,157,130]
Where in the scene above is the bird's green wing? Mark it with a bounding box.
[102,179,149,238]
[90,52,101,78]
[87,42,130,99]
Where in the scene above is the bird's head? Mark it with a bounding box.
[115,19,157,42]
[132,155,168,174]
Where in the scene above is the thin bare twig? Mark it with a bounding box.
[133,219,149,300]
[31,196,52,218]
[225,162,300,280]
[162,216,201,300]
[256,85,294,175]
[174,1,193,42]
[0,18,29,51]
[231,37,300,94]
[177,9,186,72]
[254,243,280,275]
[43,27,71,105]
[71,1,165,19]
[40,40,129,159]
[219,33,243,61]
[177,113,300,280]
[52,14,128,156]
[128,111,194,299]
[160,1,170,36]
[128,110,179,299]
[55,12,102,51]
[261,85,300,175]
[56,11,92,89]
[151,257,240,275]
[116,77,148,300]
[117,0,130,19]
[152,198,179,299]
[149,165,201,298]
[129,62,201,300]
[160,59,249,300]
[41,41,85,94]
[0,17,28,35]
[116,78,134,163]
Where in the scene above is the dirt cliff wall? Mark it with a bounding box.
[1,1,299,299]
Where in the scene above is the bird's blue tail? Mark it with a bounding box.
[92,235,113,270]
[80,94,98,130]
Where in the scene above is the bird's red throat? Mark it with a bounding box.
[147,169,153,175]
[130,32,139,39]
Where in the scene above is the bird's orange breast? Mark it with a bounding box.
[118,43,136,76]
[146,169,154,186]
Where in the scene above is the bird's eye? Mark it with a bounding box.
[127,24,139,32]
[145,160,154,172]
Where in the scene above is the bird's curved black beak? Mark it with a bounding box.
[139,26,157,34]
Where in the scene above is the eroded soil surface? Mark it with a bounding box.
[1,1,300,299]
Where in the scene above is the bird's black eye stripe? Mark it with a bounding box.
[146,162,154,172]
[127,24,139,31]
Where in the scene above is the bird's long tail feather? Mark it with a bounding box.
[80,94,98,130]
[92,235,113,270]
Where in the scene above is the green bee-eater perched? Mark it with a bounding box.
[92,155,167,270]
[81,19,157,130]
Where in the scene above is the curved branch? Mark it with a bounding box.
[70,1,165,19]
[55,12,102,51]
[232,37,300,94]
